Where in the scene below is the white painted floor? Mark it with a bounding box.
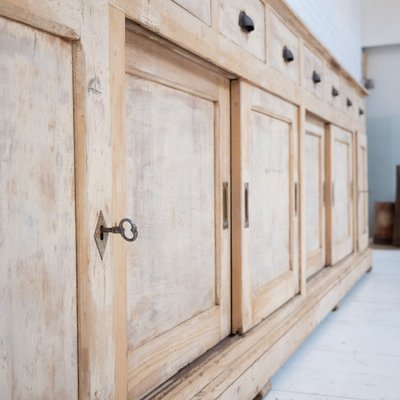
[264,249,400,400]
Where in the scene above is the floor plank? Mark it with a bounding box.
[264,249,400,400]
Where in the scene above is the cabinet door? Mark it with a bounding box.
[232,81,299,333]
[357,132,369,251]
[327,125,354,265]
[0,17,77,398]
[305,117,326,278]
[121,27,231,399]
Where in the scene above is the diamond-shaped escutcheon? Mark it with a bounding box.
[94,210,109,260]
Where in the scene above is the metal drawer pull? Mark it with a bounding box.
[223,182,229,229]
[244,183,249,228]
[239,11,255,32]
[347,98,353,107]
[359,108,364,116]
[282,46,294,63]
[312,70,321,83]
[332,86,339,97]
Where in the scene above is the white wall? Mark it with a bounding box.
[365,45,400,118]
[362,0,400,47]
[285,0,362,80]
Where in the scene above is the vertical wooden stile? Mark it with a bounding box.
[109,6,128,399]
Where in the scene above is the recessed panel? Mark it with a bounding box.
[250,111,291,290]
[125,76,216,349]
[0,17,77,398]
[333,139,350,242]
[305,133,323,255]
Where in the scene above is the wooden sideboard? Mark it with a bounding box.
[0,0,371,399]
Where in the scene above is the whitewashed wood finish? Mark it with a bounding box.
[232,81,299,332]
[325,67,341,109]
[73,0,117,397]
[305,117,326,278]
[0,17,77,399]
[124,28,231,399]
[268,8,300,84]
[0,0,371,398]
[327,125,354,265]
[304,45,324,100]
[357,132,369,252]
[219,0,266,61]
[265,249,400,400]
[173,0,211,25]
[341,79,355,116]
[0,0,80,39]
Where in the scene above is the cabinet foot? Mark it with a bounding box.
[367,265,373,273]
[332,303,341,312]
[253,380,272,399]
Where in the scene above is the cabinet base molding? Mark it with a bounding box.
[146,248,372,400]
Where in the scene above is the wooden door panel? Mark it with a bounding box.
[250,112,291,288]
[357,132,369,251]
[124,26,231,399]
[327,125,354,265]
[0,17,77,399]
[126,75,216,348]
[232,81,299,332]
[305,117,326,278]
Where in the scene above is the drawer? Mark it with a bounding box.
[341,80,355,116]
[268,9,300,83]
[219,0,266,61]
[355,94,366,122]
[174,0,211,25]
[304,45,324,99]
[325,67,341,108]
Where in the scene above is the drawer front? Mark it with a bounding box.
[304,45,324,99]
[325,67,341,108]
[219,0,266,61]
[342,80,355,115]
[355,94,366,122]
[268,9,300,83]
[174,0,211,25]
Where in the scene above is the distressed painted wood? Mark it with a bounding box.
[0,0,80,38]
[219,0,266,61]
[73,1,116,398]
[305,116,326,278]
[357,132,369,251]
[124,26,231,399]
[173,0,211,25]
[327,125,354,265]
[0,16,77,399]
[268,8,300,84]
[0,0,371,399]
[232,81,299,333]
[304,45,324,100]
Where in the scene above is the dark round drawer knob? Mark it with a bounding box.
[282,46,294,63]
[347,98,353,107]
[312,70,321,83]
[239,11,255,32]
[332,86,339,97]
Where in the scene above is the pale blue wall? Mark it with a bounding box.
[365,45,400,233]
[367,116,400,232]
